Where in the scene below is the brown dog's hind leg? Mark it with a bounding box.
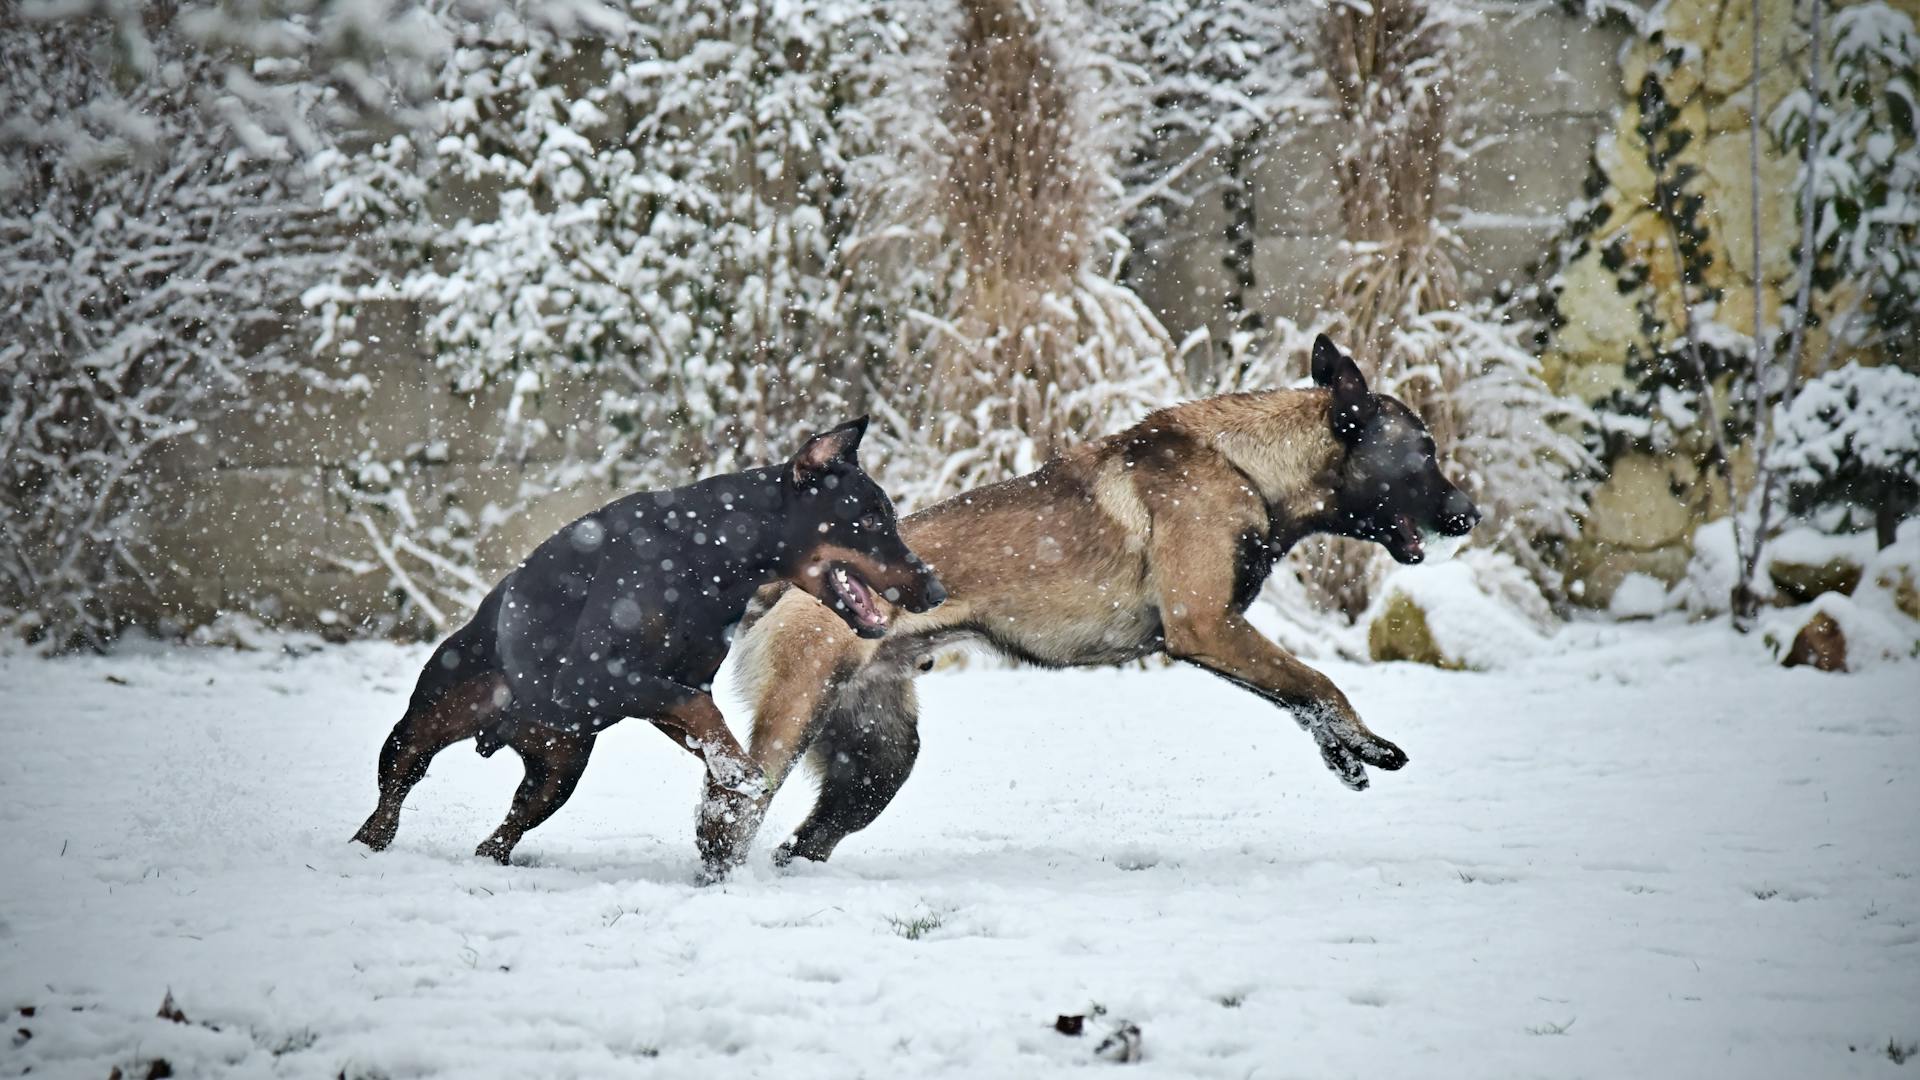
[776,672,921,866]
[474,727,595,864]
[352,673,507,851]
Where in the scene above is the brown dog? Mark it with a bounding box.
[721,334,1480,866]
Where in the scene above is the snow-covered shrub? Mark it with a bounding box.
[0,20,340,652]
[1774,362,1920,548]
[851,0,1182,503]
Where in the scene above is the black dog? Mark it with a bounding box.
[350,417,944,875]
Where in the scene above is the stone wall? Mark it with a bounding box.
[1546,0,1918,607]
[145,3,1638,634]
[1131,4,1625,341]
[144,304,622,635]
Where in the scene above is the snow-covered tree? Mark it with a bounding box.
[1771,1,1919,366]
[311,0,891,627]
[850,0,1182,503]
[13,0,469,161]
[1775,362,1920,548]
[0,17,341,651]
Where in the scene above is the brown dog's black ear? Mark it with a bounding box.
[791,416,869,485]
[1310,335,1376,440]
[1310,334,1344,387]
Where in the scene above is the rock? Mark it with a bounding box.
[1782,611,1848,672]
[1369,592,1457,669]
[1768,557,1863,604]
[1365,561,1550,669]
[1701,127,1799,285]
[1545,249,1644,370]
[1884,566,1920,622]
[1585,454,1698,550]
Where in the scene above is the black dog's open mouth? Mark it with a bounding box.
[828,562,890,636]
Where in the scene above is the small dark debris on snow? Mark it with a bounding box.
[1055,1005,1141,1063]
[1888,1038,1917,1065]
[104,674,129,686]
[1094,1022,1143,1063]
[156,991,187,1024]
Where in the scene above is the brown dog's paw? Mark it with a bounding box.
[1318,738,1369,791]
[1354,736,1408,771]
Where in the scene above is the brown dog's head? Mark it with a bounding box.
[1312,334,1480,564]
[782,417,946,638]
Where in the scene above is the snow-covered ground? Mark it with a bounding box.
[2,624,1916,1078]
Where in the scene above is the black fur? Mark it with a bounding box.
[351,417,945,866]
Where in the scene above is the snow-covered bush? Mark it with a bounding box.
[0,19,340,651]
[1774,362,1920,548]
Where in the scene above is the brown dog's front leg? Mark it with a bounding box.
[1165,612,1407,789]
[652,694,768,881]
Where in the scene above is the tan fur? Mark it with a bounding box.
[733,387,1405,854]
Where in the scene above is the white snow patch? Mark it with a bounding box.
[1607,572,1672,619]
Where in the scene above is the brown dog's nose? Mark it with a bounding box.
[1440,489,1481,536]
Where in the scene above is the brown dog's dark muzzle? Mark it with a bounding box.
[1438,488,1480,537]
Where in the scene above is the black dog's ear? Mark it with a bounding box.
[1310,335,1376,440]
[791,416,869,485]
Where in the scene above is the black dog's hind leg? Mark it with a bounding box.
[474,727,596,864]
[353,671,509,851]
[775,673,921,866]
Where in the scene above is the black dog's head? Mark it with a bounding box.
[783,417,947,638]
[1312,334,1480,565]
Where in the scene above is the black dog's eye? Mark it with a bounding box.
[859,512,883,532]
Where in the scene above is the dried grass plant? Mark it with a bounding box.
[858,0,1179,501]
